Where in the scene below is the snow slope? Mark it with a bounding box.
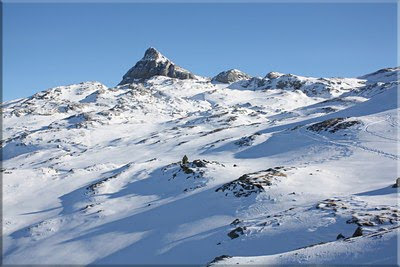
[2,50,399,265]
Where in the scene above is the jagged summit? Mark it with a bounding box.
[141,47,168,62]
[212,69,251,84]
[118,47,196,85]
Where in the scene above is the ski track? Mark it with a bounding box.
[302,125,399,161]
[364,115,399,142]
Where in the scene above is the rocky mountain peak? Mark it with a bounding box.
[142,47,168,62]
[212,69,252,84]
[118,47,196,85]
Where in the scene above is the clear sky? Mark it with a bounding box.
[3,2,397,101]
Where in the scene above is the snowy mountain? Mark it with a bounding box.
[2,48,399,265]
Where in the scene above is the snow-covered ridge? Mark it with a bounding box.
[358,66,400,84]
[2,49,399,265]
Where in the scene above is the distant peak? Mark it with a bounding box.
[212,69,251,84]
[118,48,196,85]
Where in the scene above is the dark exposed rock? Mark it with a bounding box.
[230,218,241,225]
[276,78,304,90]
[247,77,266,88]
[321,107,337,113]
[336,233,345,240]
[234,132,261,147]
[227,226,246,239]
[193,159,206,168]
[212,69,251,83]
[352,226,363,237]
[330,120,362,133]
[344,209,399,227]
[200,127,226,137]
[182,155,189,165]
[118,47,195,85]
[181,165,194,174]
[179,158,209,174]
[392,177,400,188]
[216,167,288,197]
[86,176,114,194]
[308,118,345,132]
[228,76,266,90]
[316,198,347,211]
[163,159,224,194]
[307,117,361,133]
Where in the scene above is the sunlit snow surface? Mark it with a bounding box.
[2,68,399,265]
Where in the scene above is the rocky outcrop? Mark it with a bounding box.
[307,118,362,133]
[261,72,366,98]
[228,77,265,90]
[118,47,196,85]
[352,226,363,237]
[212,69,251,84]
[227,226,246,239]
[215,167,289,197]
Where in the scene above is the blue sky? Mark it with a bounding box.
[3,3,397,101]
